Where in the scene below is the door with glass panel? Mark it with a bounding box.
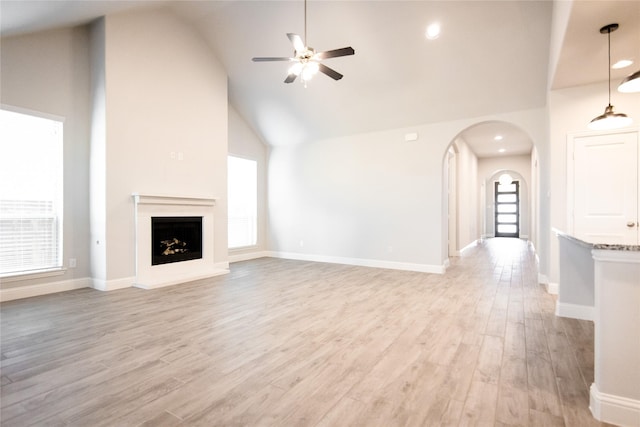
[495,180,519,238]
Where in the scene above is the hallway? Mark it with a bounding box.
[0,238,607,426]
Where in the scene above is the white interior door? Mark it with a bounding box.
[572,131,638,244]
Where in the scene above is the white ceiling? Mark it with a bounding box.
[1,0,639,158]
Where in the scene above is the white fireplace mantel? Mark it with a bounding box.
[132,193,217,207]
[132,193,227,289]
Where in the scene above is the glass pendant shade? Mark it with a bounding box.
[301,61,319,81]
[618,69,640,93]
[588,104,632,130]
[288,62,303,76]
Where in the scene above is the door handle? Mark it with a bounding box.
[627,221,637,228]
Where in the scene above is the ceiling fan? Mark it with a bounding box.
[251,0,355,85]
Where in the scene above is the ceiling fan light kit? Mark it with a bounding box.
[588,23,632,130]
[252,0,355,86]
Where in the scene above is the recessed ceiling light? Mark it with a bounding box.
[425,23,441,40]
[498,148,506,153]
[612,59,633,69]
[494,135,503,141]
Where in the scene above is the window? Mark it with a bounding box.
[0,108,63,275]
[228,156,257,248]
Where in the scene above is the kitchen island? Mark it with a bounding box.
[554,230,639,426]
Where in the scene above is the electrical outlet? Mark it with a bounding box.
[69,258,77,268]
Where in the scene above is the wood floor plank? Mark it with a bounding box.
[315,396,368,427]
[138,410,184,427]
[472,335,503,385]
[459,380,499,426]
[0,238,610,426]
[527,350,563,418]
[496,383,530,426]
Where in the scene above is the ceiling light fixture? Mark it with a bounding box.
[618,69,640,93]
[588,23,632,130]
[498,148,506,153]
[251,0,354,87]
[426,23,441,40]
[612,59,633,69]
[494,135,503,141]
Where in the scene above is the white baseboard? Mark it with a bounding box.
[229,251,270,263]
[215,261,230,271]
[459,241,478,254]
[555,301,594,321]
[92,276,135,291]
[0,277,91,302]
[267,251,446,274]
[538,273,558,294]
[590,383,640,427]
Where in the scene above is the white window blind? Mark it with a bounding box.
[0,108,63,275]
[228,156,257,249]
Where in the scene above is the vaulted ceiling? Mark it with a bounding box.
[1,0,639,156]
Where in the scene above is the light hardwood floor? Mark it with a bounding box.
[1,238,611,426]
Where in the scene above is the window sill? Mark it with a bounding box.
[1,268,67,283]
[229,245,259,251]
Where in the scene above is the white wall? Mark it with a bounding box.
[269,108,548,273]
[548,81,640,285]
[0,27,92,289]
[455,137,479,249]
[228,105,269,260]
[91,8,229,285]
[530,146,540,252]
[89,18,107,284]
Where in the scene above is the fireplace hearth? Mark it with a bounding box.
[151,216,202,265]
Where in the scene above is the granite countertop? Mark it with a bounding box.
[553,228,640,252]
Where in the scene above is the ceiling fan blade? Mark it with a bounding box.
[287,33,306,52]
[252,57,293,62]
[315,47,355,60]
[284,73,298,84]
[318,63,343,80]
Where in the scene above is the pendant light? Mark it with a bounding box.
[588,23,632,130]
[618,69,640,93]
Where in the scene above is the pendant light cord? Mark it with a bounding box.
[607,27,612,106]
[304,0,307,46]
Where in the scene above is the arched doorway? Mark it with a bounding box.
[443,121,537,259]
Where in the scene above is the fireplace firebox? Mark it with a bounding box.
[151,216,203,265]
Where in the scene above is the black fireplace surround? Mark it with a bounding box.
[151,216,203,265]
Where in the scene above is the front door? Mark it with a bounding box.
[495,180,519,238]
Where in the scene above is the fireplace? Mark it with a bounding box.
[151,216,202,265]
[132,193,226,289]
